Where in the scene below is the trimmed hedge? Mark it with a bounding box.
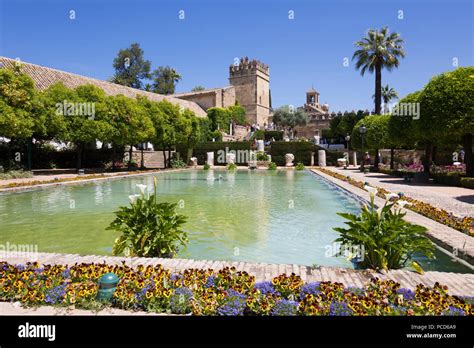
[432,172,464,186]
[269,141,316,166]
[189,142,252,165]
[460,177,474,189]
[264,131,284,141]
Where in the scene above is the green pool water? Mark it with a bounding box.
[0,169,470,272]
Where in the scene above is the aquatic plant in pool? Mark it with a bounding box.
[334,190,434,271]
[107,178,188,258]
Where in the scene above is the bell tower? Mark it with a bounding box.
[306,87,320,107]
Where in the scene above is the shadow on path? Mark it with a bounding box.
[455,195,474,204]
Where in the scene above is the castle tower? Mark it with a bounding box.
[229,57,271,126]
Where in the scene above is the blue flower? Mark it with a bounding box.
[171,287,194,314]
[205,275,216,288]
[442,306,466,316]
[329,301,353,316]
[396,288,415,301]
[217,290,246,316]
[45,284,67,305]
[255,281,279,295]
[170,274,183,282]
[300,282,321,298]
[271,299,299,316]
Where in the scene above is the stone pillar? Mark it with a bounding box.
[352,151,357,167]
[206,152,214,166]
[310,152,315,166]
[257,140,264,152]
[318,150,326,167]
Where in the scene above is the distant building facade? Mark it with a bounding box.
[295,88,334,139]
[172,57,272,127]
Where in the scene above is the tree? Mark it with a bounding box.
[0,65,36,140]
[272,105,308,138]
[373,85,398,114]
[0,65,36,169]
[105,94,155,168]
[353,27,405,114]
[329,110,366,142]
[43,83,113,169]
[419,67,474,176]
[151,66,182,95]
[352,115,394,169]
[110,43,151,89]
[191,85,205,92]
[388,91,421,169]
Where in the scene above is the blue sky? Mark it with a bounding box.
[0,0,472,112]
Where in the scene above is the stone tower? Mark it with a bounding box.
[229,57,271,126]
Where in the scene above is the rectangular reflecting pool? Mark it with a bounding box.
[0,169,470,272]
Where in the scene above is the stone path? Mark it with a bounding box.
[327,166,473,218]
[1,252,473,297]
[311,168,474,264]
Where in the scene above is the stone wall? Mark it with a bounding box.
[131,150,175,168]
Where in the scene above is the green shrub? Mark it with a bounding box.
[203,163,210,170]
[256,152,269,161]
[268,162,277,170]
[107,178,188,258]
[227,163,237,171]
[264,131,284,141]
[253,130,265,140]
[295,163,305,170]
[334,195,434,270]
[170,158,187,169]
[460,177,474,189]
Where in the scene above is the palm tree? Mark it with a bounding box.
[372,85,399,114]
[353,27,405,115]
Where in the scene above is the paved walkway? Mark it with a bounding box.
[1,252,473,297]
[311,168,474,265]
[327,166,473,218]
[0,302,162,316]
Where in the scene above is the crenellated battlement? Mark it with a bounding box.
[229,56,269,76]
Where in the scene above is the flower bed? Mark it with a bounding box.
[0,262,472,316]
[315,167,473,234]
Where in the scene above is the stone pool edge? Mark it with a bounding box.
[310,168,474,266]
[0,168,188,193]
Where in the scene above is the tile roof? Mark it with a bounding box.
[0,56,207,117]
